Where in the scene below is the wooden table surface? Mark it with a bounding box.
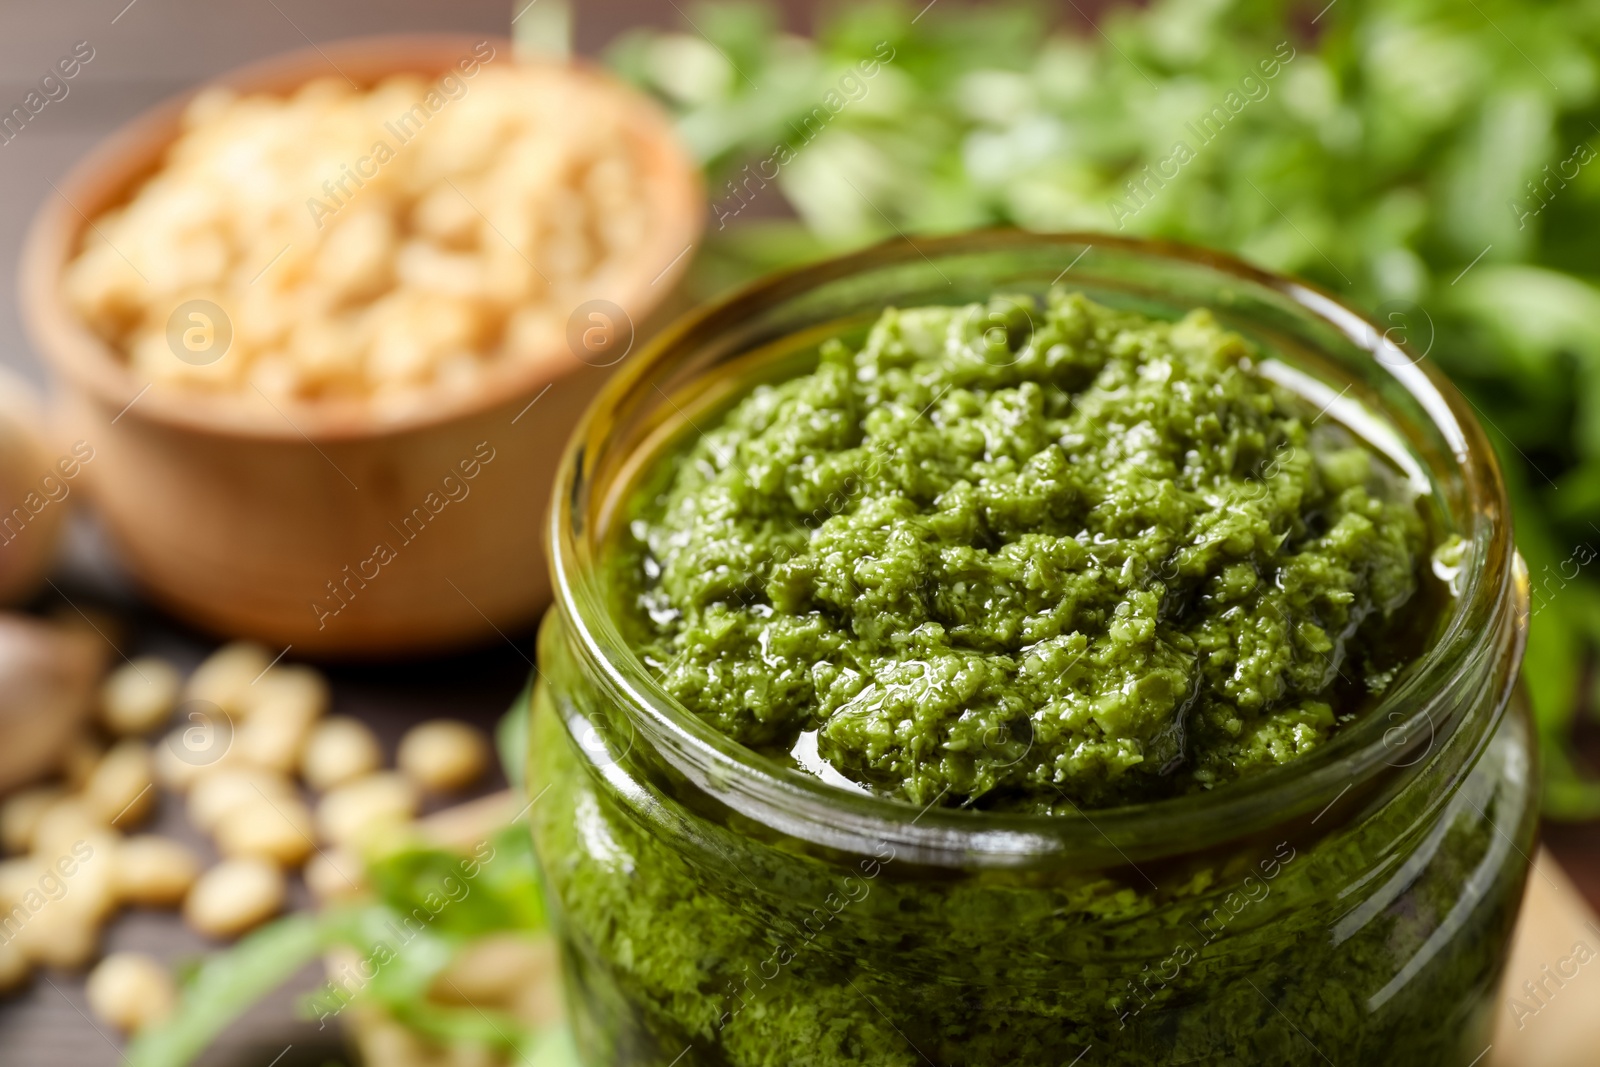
[2,2,1599,1065]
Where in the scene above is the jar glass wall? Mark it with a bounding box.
[527,232,1534,1066]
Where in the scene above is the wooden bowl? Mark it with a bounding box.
[19,35,702,657]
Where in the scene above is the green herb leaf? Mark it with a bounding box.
[127,913,331,1067]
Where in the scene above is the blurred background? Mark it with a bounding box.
[4,0,1600,1063]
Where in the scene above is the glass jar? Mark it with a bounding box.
[526,232,1533,1066]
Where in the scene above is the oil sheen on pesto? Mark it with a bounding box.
[618,291,1426,811]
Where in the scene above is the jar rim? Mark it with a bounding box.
[547,230,1526,863]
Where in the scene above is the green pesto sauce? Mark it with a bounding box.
[617,291,1428,811]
